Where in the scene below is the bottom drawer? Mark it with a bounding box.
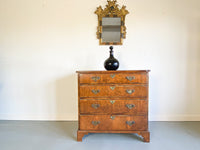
[80,115,147,131]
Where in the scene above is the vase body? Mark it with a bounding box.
[104,46,119,70]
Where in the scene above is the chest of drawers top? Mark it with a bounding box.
[76,70,150,73]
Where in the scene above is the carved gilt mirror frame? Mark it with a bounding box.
[95,0,129,45]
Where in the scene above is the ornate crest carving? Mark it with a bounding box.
[95,0,129,18]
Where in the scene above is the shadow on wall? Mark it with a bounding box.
[55,73,78,120]
[149,75,160,120]
[184,18,200,117]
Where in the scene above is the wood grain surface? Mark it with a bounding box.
[80,99,148,115]
[77,70,150,142]
[79,73,148,84]
[79,85,148,98]
[80,115,148,131]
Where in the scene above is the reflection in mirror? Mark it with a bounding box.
[102,17,121,43]
[102,17,121,26]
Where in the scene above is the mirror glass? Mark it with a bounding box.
[102,17,121,43]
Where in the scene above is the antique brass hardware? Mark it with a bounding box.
[92,89,100,94]
[126,121,135,126]
[110,74,115,78]
[91,104,100,109]
[126,89,135,94]
[110,86,115,90]
[92,121,100,126]
[110,116,115,120]
[126,76,135,81]
[110,100,115,104]
[126,104,135,109]
[91,76,100,82]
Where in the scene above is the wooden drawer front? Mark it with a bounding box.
[80,100,147,115]
[79,73,148,84]
[79,85,148,98]
[80,115,148,131]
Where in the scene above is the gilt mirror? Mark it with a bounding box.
[95,0,129,45]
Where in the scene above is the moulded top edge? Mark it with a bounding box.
[76,70,150,74]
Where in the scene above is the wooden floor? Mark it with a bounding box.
[0,121,199,150]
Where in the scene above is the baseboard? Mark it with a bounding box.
[0,114,200,121]
[149,115,200,121]
[0,114,78,121]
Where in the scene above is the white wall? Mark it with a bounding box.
[0,0,200,121]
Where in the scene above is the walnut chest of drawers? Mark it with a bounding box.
[76,70,150,142]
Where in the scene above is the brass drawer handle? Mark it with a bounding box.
[92,89,100,94]
[126,121,135,126]
[110,100,115,104]
[110,116,115,120]
[92,121,100,126]
[110,86,115,90]
[110,74,115,78]
[126,104,135,109]
[126,76,135,81]
[126,89,135,94]
[91,104,100,109]
[91,76,100,82]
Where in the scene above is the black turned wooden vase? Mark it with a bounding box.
[104,46,119,70]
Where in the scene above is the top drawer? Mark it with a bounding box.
[79,73,148,84]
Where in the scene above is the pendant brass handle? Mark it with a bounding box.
[110,86,115,90]
[126,121,135,126]
[91,76,100,82]
[91,104,100,109]
[110,116,115,120]
[126,76,135,81]
[126,104,135,109]
[92,89,100,94]
[110,74,115,78]
[126,89,135,94]
[110,100,115,104]
[92,121,100,126]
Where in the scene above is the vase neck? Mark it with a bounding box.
[110,49,114,58]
